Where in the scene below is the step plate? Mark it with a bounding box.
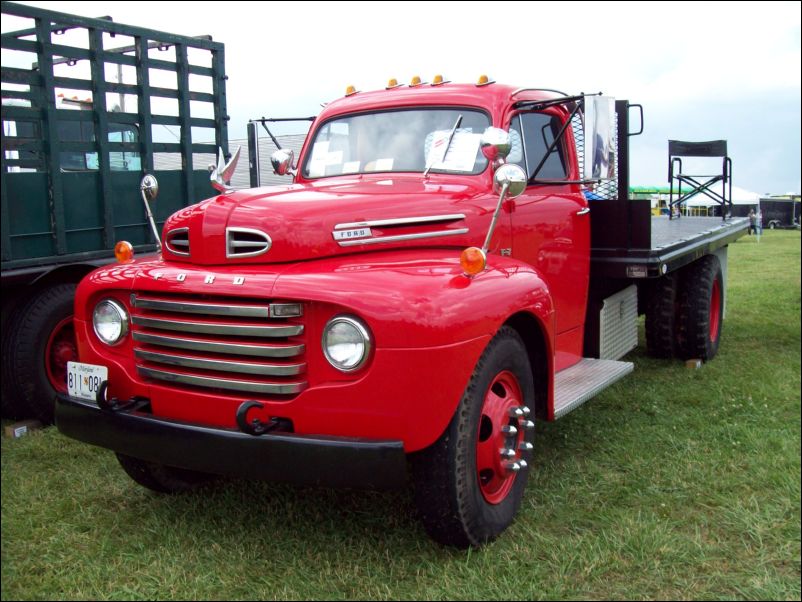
[553,358,634,419]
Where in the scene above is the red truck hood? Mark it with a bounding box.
[162,175,489,265]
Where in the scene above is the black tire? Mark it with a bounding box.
[411,326,535,548]
[1,283,77,423]
[677,255,724,361]
[116,453,216,494]
[1,290,32,419]
[644,273,679,358]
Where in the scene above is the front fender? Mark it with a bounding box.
[273,249,555,450]
[273,249,555,348]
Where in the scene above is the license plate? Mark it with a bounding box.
[67,361,108,402]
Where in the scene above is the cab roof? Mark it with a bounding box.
[317,83,569,122]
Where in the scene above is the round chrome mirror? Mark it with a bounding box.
[271,149,295,176]
[140,174,159,202]
[480,127,512,162]
[492,164,527,198]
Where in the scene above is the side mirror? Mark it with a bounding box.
[492,163,527,198]
[271,149,295,176]
[139,174,161,251]
[480,127,511,163]
[140,174,159,202]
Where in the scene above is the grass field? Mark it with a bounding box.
[2,230,800,600]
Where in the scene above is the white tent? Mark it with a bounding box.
[683,185,760,207]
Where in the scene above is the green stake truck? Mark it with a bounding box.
[1,1,229,421]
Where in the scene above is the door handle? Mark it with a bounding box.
[576,207,590,216]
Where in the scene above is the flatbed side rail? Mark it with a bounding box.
[590,216,748,279]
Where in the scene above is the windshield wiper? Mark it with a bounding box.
[424,114,463,178]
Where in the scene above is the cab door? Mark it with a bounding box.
[506,111,590,371]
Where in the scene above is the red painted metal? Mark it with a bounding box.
[476,370,524,504]
[709,278,721,343]
[72,84,590,453]
[45,316,77,393]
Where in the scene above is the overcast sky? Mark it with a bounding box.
[3,1,801,194]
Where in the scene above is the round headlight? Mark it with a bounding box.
[322,316,371,372]
[93,299,129,346]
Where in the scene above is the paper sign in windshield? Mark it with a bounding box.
[426,130,480,172]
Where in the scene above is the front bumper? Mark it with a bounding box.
[56,394,407,489]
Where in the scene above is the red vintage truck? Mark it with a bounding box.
[55,79,747,547]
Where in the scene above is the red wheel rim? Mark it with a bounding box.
[475,371,525,505]
[709,278,721,343]
[45,316,77,393]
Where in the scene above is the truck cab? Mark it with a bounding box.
[56,78,744,548]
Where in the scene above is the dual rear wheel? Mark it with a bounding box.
[645,255,724,361]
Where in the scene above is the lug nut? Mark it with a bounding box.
[509,407,524,417]
[518,460,529,470]
[503,461,521,473]
[519,441,534,451]
[500,448,516,459]
[521,419,535,430]
[501,425,518,435]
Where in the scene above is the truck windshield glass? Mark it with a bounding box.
[301,108,490,178]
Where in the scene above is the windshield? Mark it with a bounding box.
[301,108,490,178]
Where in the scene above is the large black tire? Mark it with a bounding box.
[411,326,535,548]
[1,291,31,419]
[644,273,679,358]
[677,255,724,361]
[116,454,216,494]
[1,283,77,423]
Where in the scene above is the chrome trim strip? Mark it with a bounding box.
[226,227,272,259]
[165,227,190,256]
[337,228,469,247]
[135,349,305,376]
[334,213,466,230]
[137,366,305,395]
[131,295,270,318]
[133,332,304,358]
[132,316,302,337]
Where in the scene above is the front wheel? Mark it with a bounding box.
[411,326,535,548]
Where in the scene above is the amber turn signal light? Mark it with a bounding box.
[460,247,486,276]
[114,240,134,263]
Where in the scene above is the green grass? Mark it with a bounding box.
[2,230,800,600]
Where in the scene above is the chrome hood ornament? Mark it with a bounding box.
[210,146,242,193]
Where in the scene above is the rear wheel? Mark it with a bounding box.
[1,283,78,423]
[677,255,724,361]
[644,273,679,358]
[411,326,535,548]
[116,454,216,494]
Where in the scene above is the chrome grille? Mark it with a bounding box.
[226,227,272,258]
[165,227,190,256]
[131,293,306,396]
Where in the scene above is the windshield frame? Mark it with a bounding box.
[299,105,492,180]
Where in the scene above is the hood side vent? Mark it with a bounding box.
[165,227,190,256]
[226,227,272,259]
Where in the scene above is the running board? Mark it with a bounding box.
[553,358,634,419]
